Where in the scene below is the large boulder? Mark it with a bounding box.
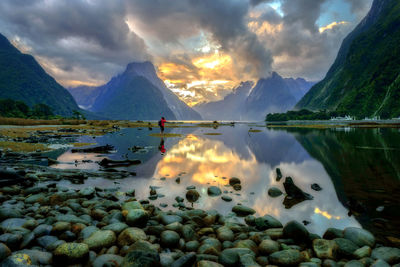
[53,242,89,264]
[118,228,147,247]
[232,205,256,217]
[312,239,338,260]
[83,230,116,250]
[371,247,400,264]
[126,209,149,227]
[269,249,302,266]
[343,227,375,247]
[255,215,282,230]
[283,220,309,242]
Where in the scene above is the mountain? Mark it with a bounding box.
[244,72,314,120]
[193,81,253,120]
[71,62,201,120]
[0,33,80,116]
[67,85,100,110]
[296,0,400,119]
[90,66,176,120]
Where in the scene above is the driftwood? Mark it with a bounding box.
[99,158,141,167]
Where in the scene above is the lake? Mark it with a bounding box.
[52,123,400,245]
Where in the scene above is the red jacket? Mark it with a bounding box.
[161,118,166,127]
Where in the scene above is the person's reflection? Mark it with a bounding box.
[158,137,166,155]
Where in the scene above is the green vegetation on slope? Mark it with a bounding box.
[266,109,347,121]
[0,98,54,119]
[0,33,80,116]
[296,0,400,119]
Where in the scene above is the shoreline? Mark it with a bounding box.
[1,166,399,266]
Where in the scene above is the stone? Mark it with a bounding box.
[344,260,364,267]
[239,253,260,267]
[103,222,129,234]
[219,248,255,267]
[268,187,283,197]
[313,239,338,259]
[265,228,284,240]
[83,230,116,250]
[0,208,22,221]
[161,230,180,248]
[371,246,400,264]
[56,214,88,224]
[259,239,280,255]
[235,239,258,254]
[54,242,89,264]
[323,259,340,267]
[353,246,371,259]
[52,221,71,234]
[232,205,256,216]
[197,260,224,267]
[371,259,391,267]
[160,214,182,225]
[79,187,95,198]
[300,263,320,267]
[269,249,302,266]
[0,243,11,262]
[186,189,200,202]
[217,226,234,242]
[229,177,241,186]
[311,183,323,191]
[0,233,23,250]
[334,238,359,257]
[255,215,282,230]
[122,201,143,211]
[221,195,232,202]
[283,177,313,200]
[343,227,375,247]
[126,209,149,227]
[93,254,124,267]
[283,220,309,242]
[171,252,196,267]
[185,240,200,252]
[323,228,344,240]
[2,253,33,266]
[36,235,59,250]
[182,225,197,241]
[118,228,147,247]
[207,186,222,196]
[79,226,99,240]
[122,250,160,267]
[33,224,53,237]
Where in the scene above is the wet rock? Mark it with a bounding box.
[0,243,11,261]
[207,186,222,196]
[311,183,323,191]
[283,220,309,242]
[353,246,371,259]
[56,214,88,224]
[265,228,284,240]
[276,168,283,181]
[232,205,256,216]
[79,187,95,198]
[182,225,197,241]
[258,239,280,255]
[0,208,22,221]
[232,184,242,191]
[343,227,375,247]
[171,252,196,267]
[79,226,99,240]
[197,260,224,267]
[126,209,149,227]
[219,248,255,267]
[283,177,313,201]
[53,242,89,264]
[371,259,391,267]
[268,187,283,197]
[83,230,116,250]
[121,249,160,267]
[186,189,200,202]
[217,226,234,242]
[323,228,344,240]
[36,235,60,250]
[0,233,23,250]
[161,230,180,248]
[229,177,241,186]
[334,238,359,257]
[371,246,400,264]
[344,260,364,267]
[33,224,53,237]
[103,222,129,234]
[240,253,260,267]
[93,254,124,267]
[313,239,338,260]
[118,228,147,247]
[235,239,258,254]
[323,259,340,267]
[255,215,283,230]
[123,201,143,211]
[160,214,182,225]
[269,249,302,266]
[221,195,232,202]
[2,253,33,266]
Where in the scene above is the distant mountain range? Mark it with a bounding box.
[194,73,314,121]
[296,0,400,119]
[0,33,80,116]
[68,62,201,120]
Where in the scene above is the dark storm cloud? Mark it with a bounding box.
[0,0,149,85]
[127,0,273,78]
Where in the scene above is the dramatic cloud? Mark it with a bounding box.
[0,0,373,104]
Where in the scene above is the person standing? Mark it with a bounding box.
[159,116,166,135]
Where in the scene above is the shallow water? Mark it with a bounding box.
[52,123,400,242]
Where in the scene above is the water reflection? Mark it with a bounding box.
[53,124,400,240]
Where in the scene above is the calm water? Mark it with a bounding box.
[52,123,400,243]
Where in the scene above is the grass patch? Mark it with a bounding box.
[248,129,262,132]
[0,141,49,152]
[70,143,96,147]
[203,133,222,135]
[149,133,183,138]
[0,117,85,126]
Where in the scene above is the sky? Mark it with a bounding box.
[0,0,373,106]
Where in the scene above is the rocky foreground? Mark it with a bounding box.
[1,172,400,267]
